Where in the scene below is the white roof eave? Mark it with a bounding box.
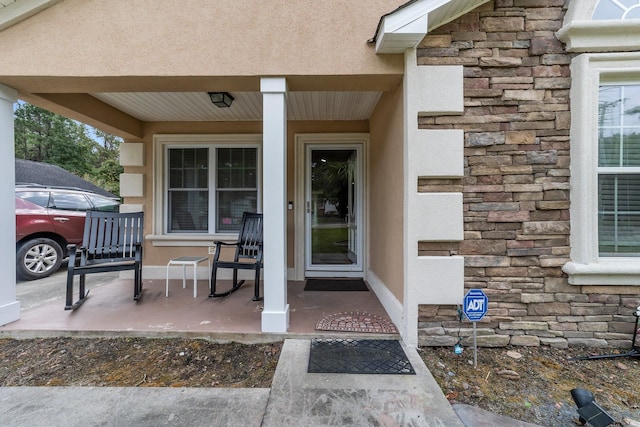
[374,0,490,54]
[0,0,61,32]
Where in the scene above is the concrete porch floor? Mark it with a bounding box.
[1,275,396,342]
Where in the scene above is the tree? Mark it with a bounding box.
[14,102,123,195]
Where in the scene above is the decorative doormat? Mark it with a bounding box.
[304,278,369,292]
[308,338,415,375]
[316,311,398,334]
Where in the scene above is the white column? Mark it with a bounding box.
[403,49,465,347]
[0,84,20,325]
[260,77,289,332]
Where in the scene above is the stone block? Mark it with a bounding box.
[571,306,619,316]
[608,321,636,334]
[506,130,536,145]
[486,267,528,277]
[479,57,522,67]
[530,37,564,55]
[480,17,524,32]
[510,335,540,346]
[418,305,438,317]
[506,247,548,257]
[522,221,570,234]
[582,315,613,322]
[564,331,594,339]
[521,293,554,304]
[540,257,567,268]
[567,338,609,348]
[588,294,620,304]
[578,322,609,332]
[418,335,458,347]
[539,337,568,348]
[527,151,558,165]
[537,201,569,210]
[554,293,589,303]
[419,35,452,48]
[594,332,633,341]
[500,321,548,331]
[548,321,577,331]
[504,184,543,192]
[556,111,570,130]
[464,256,510,268]
[503,90,545,101]
[528,302,570,316]
[535,78,571,90]
[459,240,506,255]
[487,211,530,222]
[419,327,446,336]
[467,132,505,147]
[465,334,510,347]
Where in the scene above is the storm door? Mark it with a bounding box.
[305,145,363,277]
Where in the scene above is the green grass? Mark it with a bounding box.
[312,227,348,254]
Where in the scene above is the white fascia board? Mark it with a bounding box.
[375,0,451,54]
[0,0,61,32]
[375,0,491,54]
[376,15,429,54]
[384,0,450,33]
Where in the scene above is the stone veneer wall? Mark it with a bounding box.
[416,0,640,349]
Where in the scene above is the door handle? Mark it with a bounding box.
[306,201,311,213]
[53,217,70,223]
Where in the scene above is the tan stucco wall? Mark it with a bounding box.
[127,120,368,268]
[0,0,403,94]
[368,83,404,302]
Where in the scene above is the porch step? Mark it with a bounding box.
[261,339,464,426]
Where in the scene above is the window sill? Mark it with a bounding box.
[562,260,640,285]
[146,234,238,247]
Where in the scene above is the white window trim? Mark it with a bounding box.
[148,134,262,247]
[563,52,640,285]
[557,0,640,53]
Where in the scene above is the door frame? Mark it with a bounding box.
[294,133,369,281]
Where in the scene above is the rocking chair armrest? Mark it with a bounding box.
[212,240,241,246]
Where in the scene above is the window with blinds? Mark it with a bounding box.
[167,146,258,233]
[598,84,640,256]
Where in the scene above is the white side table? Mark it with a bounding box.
[166,256,211,298]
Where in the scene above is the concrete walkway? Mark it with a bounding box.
[0,338,544,427]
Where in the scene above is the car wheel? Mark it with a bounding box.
[16,238,63,280]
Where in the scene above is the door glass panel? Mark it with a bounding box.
[310,149,357,266]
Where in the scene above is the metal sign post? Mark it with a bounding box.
[463,289,488,368]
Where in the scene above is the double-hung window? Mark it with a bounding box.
[597,84,640,256]
[156,135,261,238]
[558,0,640,285]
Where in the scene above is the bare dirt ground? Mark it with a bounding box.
[2,337,640,426]
[419,345,640,426]
[0,337,281,388]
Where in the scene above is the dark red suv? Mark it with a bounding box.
[15,186,120,280]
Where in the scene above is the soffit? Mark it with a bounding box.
[92,91,383,122]
[0,0,60,31]
[374,0,490,54]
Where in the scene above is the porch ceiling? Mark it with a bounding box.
[92,91,383,121]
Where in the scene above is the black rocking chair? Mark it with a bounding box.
[209,212,263,301]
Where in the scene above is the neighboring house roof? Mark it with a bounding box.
[15,159,117,198]
[0,0,60,32]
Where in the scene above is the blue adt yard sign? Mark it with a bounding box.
[463,289,488,322]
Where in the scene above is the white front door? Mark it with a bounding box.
[304,144,363,277]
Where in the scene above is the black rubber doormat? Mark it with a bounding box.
[307,339,415,375]
[304,278,369,292]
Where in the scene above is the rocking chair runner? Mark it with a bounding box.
[209,212,263,301]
